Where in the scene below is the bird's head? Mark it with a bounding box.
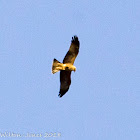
[73,67,76,72]
[71,65,76,72]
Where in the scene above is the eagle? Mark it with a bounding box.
[52,36,80,97]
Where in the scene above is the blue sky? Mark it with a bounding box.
[0,0,139,140]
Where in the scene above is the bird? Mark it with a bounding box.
[52,36,80,97]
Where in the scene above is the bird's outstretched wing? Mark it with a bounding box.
[59,36,80,97]
[58,70,71,97]
[63,36,80,64]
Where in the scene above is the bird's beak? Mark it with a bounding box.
[74,68,76,72]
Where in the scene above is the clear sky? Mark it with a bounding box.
[0,0,139,140]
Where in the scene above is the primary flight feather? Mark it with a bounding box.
[52,36,80,97]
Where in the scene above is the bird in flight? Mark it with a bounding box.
[52,36,80,97]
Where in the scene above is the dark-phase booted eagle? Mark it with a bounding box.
[52,36,80,97]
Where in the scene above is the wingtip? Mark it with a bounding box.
[72,35,78,40]
[58,94,62,98]
[58,92,63,98]
[58,87,69,98]
[71,35,79,46]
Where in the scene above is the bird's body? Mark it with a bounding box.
[52,59,76,74]
[52,36,80,97]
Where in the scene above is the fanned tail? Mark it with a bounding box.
[52,59,62,74]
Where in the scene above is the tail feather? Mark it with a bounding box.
[52,59,62,74]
